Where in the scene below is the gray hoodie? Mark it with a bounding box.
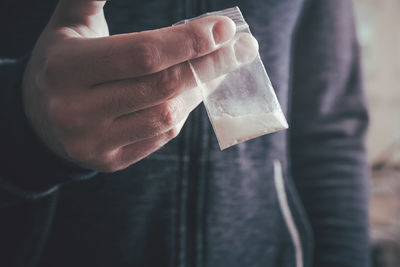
[0,0,369,266]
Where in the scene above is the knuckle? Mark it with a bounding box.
[135,81,150,98]
[166,126,180,140]
[98,151,121,173]
[187,25,209,57]
[156,67,181,99]
[108,87,134,115]
[159,101,178,129]
[136,43,161,74]
[64,137,108,166]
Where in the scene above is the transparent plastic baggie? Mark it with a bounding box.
[174,6,288,150]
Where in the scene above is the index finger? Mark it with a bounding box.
[72,16,236,85]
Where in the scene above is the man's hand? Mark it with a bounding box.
[22,0,258,172]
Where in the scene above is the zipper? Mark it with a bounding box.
[179,1,215,266]
[186,108,199,267]
[184,0,210,265]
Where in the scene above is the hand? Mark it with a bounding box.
[22,0,259,172]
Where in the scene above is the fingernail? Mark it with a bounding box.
[233,33,259,64]
[212,17,236,46]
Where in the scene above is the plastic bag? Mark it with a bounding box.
[175,6,288,150]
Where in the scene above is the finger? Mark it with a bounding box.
[190,32,259,82]
[92,32,259,117]
[52,0,106,27]
[109,119,185,172]
[91,61,196,117]
[102,86,202,151]
[71,15,236,85]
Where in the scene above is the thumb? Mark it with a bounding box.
[51,0,107,27]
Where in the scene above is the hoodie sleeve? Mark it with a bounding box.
[290,0,370,266]
[0,57,97,205]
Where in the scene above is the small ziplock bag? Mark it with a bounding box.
[174,6,288,150]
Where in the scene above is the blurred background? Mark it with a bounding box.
[352,0,400,266]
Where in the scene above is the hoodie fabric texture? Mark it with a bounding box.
[0,0,369,266]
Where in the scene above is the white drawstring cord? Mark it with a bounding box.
[273,159,303,267]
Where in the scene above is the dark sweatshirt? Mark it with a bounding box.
[0,0,370,266]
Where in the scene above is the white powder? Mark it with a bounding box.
[211,109,289,150]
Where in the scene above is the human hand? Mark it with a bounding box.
[22,0,259,172]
